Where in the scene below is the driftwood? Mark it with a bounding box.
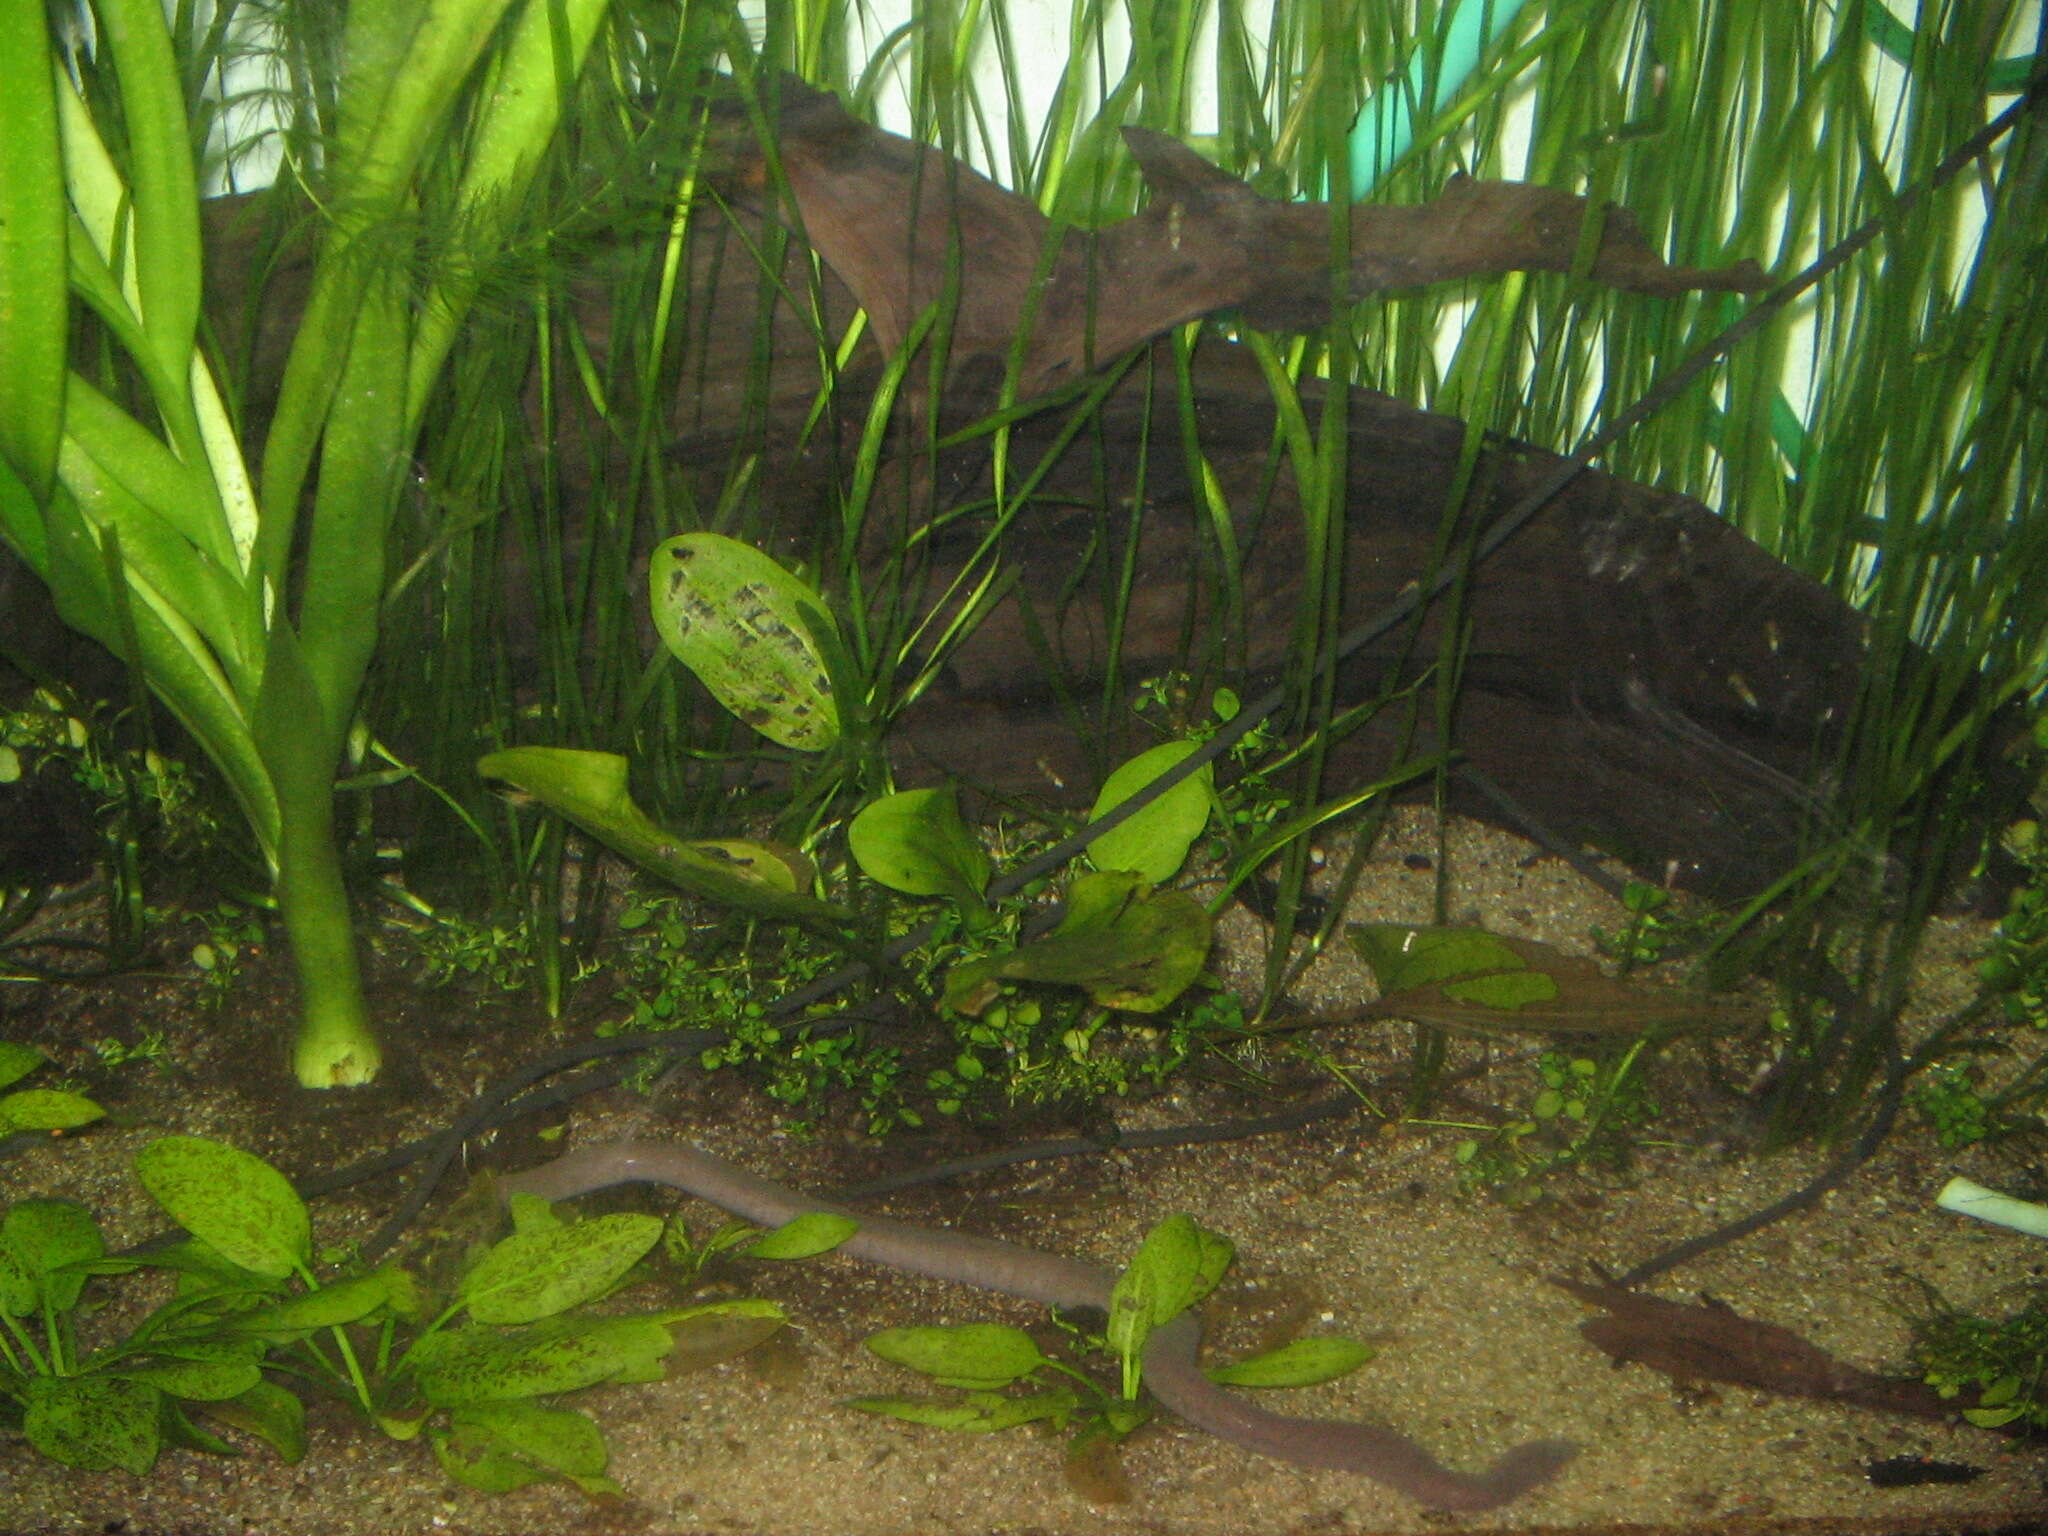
[1551,1275,1998,1427]
[4,76,2021,902]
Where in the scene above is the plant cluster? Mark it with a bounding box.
[1915,1286,2048,1433]
[1980,818,2048,1032]
[852,1210,1370,1495]
[1908,1062,1997,1149]
[1449,1046,1663,1201]
[0,1135,783,1492]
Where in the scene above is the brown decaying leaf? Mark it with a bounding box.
[1363,927,1764,1038]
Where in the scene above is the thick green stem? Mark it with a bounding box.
[273,774,381,1088]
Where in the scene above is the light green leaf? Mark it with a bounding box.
[409,1315,674,1407]
[0,1041,46,1092]
[478,747,848,924]
[1087,740,1211,884]
[450,1401,607,1477]
[24,1375,160,1474]
[109,1351,263,1402]
[1206,1336,1374,1388]
[1108,1214,1232,1368]
[460,1213,662,1324]
[648,533,841,751]
[231,1268,413,1337]
[94,0,203,390]
[738,1212,859,1261]
[0,1087,105,1135]
[865,1323,1050,1390]
[1,1198,106,1313]
[849,788,991,909]
[0,0,65,500]
[133,1137,311,1280]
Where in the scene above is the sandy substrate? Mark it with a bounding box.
[2,811,2043,1535]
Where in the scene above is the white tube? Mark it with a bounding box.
[1937,1175,2048,1239]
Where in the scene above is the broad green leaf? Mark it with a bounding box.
[461,1213,662,1324]
[477,748,850,924]
[109,1351,262,1402]
[738,1211,859,1261]
[649,533,840,751]
[1206,1336,1374,1388]
[133,1137,311,1280]
[1086,741,1211,884]
[410,1315,675,1407]
[847,1387,1078,1433]
[0,1087,105,1135]
[848,788,991,910]
[944,870,1212,1016]
[2,1198,106,1313]
[0,0,66,500]
[24,1375,160,1474]
[451,1401,607,1477]
[865,1323,1050,1390]
[231,1268,414,1337]
[430,1419,552,1494]
[0,1042,47,1093]
[0,1242,34,1315]
[196,1379,306,1463]
[1108,1215,1232,1372]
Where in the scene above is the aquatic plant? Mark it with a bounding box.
[852,1210,1372,1499]
[0,1134,785,1490]
[0,0,622,1084]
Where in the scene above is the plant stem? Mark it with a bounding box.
[274,778,380,1088]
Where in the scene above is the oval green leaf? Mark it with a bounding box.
[461,1213,663,1325]
[133,1136,310,1280]
[451,1401,607,1477]
[848,787,991,908]
[649,533,840,751]
[0,1041,46,1092]
[1086,741,1211,884]
[2,1198,106,1313]
[24,1375,160,1474]
[865,1322,1049,1389]
[738,1211,859,1261]
[0,1087,106,1134]
[1206,1335,1374,1388]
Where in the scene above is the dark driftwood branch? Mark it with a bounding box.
[726,78,1767,395]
